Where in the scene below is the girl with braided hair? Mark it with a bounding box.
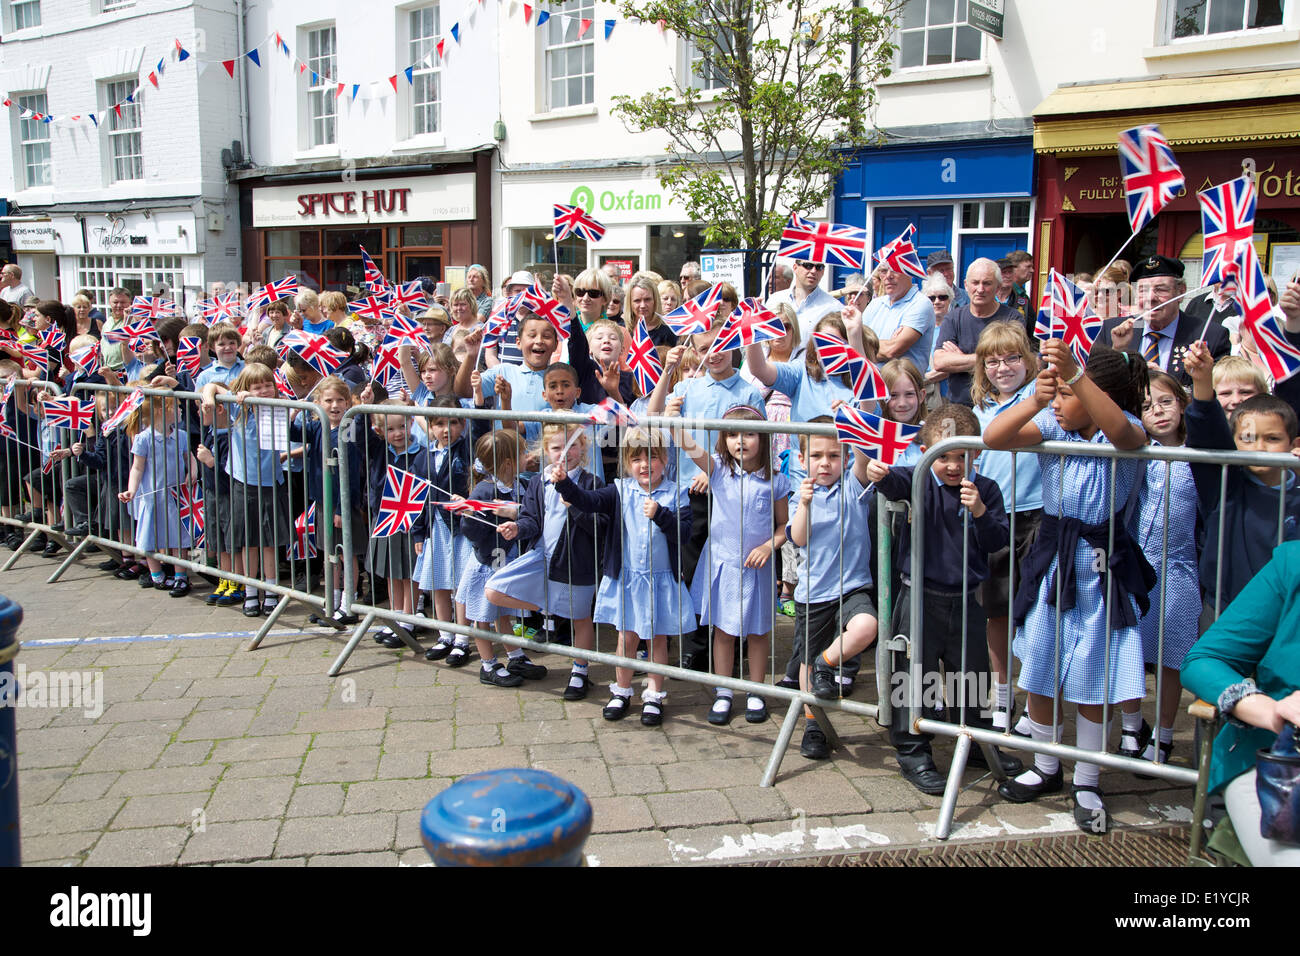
[983,342,1154,835]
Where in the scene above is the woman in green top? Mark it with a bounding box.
[1182,540,1300,866]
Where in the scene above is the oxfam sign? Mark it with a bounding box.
[569,184,664,215]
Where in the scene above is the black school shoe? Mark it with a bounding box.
[967,745,1025,776]
[1071,785,1109,835]
[169,578,192,598]
[640,698,665,727]
[562,673,590,701]
[602,694,632,721]
[479,665,524,688]
[800,721,830,760]
[996,766,1064,803]
[898,757,947,796]
[424,639,454,661]
[506,655,548,680]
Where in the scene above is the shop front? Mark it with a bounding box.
[1033,68,1300,289]
[244,155,491,294]
[498,168,707,284]
[833,136,1036,289]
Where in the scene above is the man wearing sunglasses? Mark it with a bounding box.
[932,258,1021,405]
[768,258,841,340]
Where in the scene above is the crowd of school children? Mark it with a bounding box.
[2,252,1298,837]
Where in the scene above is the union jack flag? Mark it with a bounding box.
[42,446,60,476]
[520,284,571,341]
[1048,269,1103,366]
[43,397,96,431]
[347,291,395,324]
[273,368,296,399]
[282,330,347,376]
[0,379,15,440]
[1199,176,1257,288]
[778,213,867,269]
[128,337,156,356]
[587,397,638,427]
[124,318,160,343]
[199,291,244,323]
[436,499,513,514]
[709,298,785,354]
[1236,246,1300,384]
[129,295,175,319]
[69,345,101,376]
[834,406,920,465]
[246,275,300,309]
[102,388,145,436]
[177,336,203,377]
[389,280,428,312]
[811,330,857,375]
[173,482,205,549]
[1033,287,1053,342]
[17,343,48,370]
[663,284,722,337]
[874,225,927,281]
[384,309,429,347]
[39,323,65,352]
[291,502,318,560]
[359,246,387,291]
[373,464,431,538]
[482,303,514,350]
[553,203,607,243]
[625,319,663,396]
[371,343,410,394]
[1118,125,1184,233]
[846,355,890,404]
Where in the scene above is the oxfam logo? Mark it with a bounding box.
[569,186,596,213]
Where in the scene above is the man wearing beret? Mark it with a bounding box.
[1098,254,1230,385]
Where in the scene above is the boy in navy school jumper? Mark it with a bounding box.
[1183,342,1300,622]
[194,322,245,605]
[860,403,1023,794]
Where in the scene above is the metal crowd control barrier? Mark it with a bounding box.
[34,383,336,649]
[0,379,68,569]
[332,403,893,786]
[906,435,1299,840]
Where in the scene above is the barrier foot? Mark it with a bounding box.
[393,619,425,655]
[247,593,291,651]
[328,610,376,677]
[46,537,91,583]
[976,739,1011,783]
[934,732,972,841]
[809,706,841,750]
[760,698,804,788]
[1,529,42,572]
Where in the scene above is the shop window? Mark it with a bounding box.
[305,25,337,148]
[544,0,595,110]
[15,92,51,188]
[682,32,732,91]
[513,228,585,274]
[1170,0,1285,39]
[103,79,143,182]
[76,255,184,305]
[402,225,443,246]
[961,200,1032,231]
[897,0,983,69]
[649,224,707,279]
[409,5,442,136]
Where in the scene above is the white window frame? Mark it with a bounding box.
[77,255,185,304]
[681,33,732,92]
[542,0,595,112]
[304,24,338,149]
[407,5,442,138]
[1165,0,1289,40]
[895,0,985,70]
[15,91,51,189]
[101,0,134,13]
[103,78,143,183]
[7,0,41,31]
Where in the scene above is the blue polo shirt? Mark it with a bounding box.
[772,360,855,424]
[480,363,547,442]
[788,467,873,604]
[862,285,935,375]
[670,371,766,484]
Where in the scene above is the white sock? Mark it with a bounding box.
[507,648,526,660]
[609,684,633,699]
[481,658,497,673]
[641,688,665,705]
[1158,725,1174,745]
[992,682,1011,729]
[1073,715,1105,810]
[715,688,734,700]
[746,695,765,711]
[571,663,588,675]
[1014,718,1060,784]
[1013,712,1034,735]
[567,672,587,689]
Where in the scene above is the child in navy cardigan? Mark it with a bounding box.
[556,427,693,727]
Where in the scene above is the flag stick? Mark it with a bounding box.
[1095,230,1139,283]
[1126,283,1210,326]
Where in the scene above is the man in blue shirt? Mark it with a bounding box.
[861,266,935,375]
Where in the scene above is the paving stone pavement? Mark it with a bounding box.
[2,553,1199,866]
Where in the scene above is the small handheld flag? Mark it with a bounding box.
[662,284,722,337]
[1118,125,1184,233]
[373,465,432,538]
[874,225,926,280]
[1199,176,1257,288]
[553,203,607,243]
[43,397,96,431]
[834,406,920,465]
[709,298,785,354]
[778,213,867,269]
[291,503,319,560]
[625,320,663,396]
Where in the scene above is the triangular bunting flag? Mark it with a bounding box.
[388,74,398,91]
[604,19,616,39]
[537,10,550,26]
[246,49,261,67]
[125,90,135,103]
[351,83,360,101]
[437,37,446,58]
[335,82,346,99]
[579,18,593,38]
[311,71,318,85]
[89,113,98,126]
[148,72,159,88]
[451,22,460,42]
[524,3,532,24]
[657,18,666,31]
[299,62,307,74]
[157,58,165,75]
[175,39,190,61]
[404,66,414,85]
[222,59,236,77]
[114,104,122,119]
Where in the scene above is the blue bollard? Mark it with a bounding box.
[421,767,592,867]
[0,594,22,867]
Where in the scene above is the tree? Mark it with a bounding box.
[611,0,900,285]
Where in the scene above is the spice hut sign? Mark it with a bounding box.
[252,173,476,227]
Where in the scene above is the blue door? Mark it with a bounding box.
[872,206,952,288]
[958,234,1024,283]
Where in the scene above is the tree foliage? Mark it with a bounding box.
[611,0,900,258]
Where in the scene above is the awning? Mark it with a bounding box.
[1033,68,1300,153]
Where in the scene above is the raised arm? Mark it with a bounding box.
[745,342,778,387]
[1042,340,1146,450]
[984,368,1053,450]
[453,327,484,398]
[647,344,687,415]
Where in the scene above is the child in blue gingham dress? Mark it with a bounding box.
[414,401,473,643]
[984,342,1155,834]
